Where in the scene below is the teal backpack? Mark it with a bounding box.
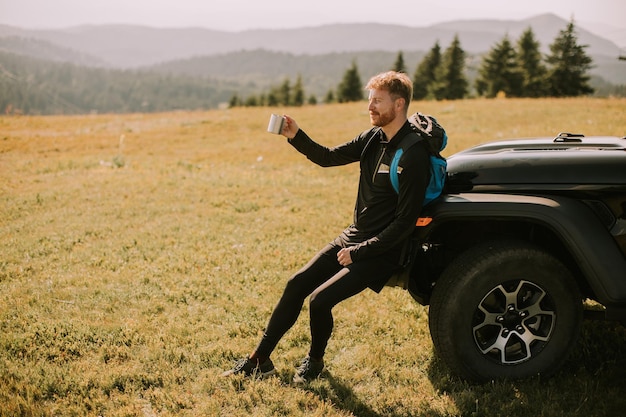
[390,112,447,206]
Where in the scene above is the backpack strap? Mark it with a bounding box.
[389,131,424,193]
[389,148,403,193]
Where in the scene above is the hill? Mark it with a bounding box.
[0,13,621,67]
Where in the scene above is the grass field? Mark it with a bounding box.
[1,98,625,416]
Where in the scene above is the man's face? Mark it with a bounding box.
[368,89,399,127]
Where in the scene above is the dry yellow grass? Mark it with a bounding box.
[1,98,625,416]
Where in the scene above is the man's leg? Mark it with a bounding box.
[252,244,343,359]
[307,254,399,360]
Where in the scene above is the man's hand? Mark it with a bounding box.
[337,248,353,267]
[281,115,299,139]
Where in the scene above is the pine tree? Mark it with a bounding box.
[516,27,549,97]
[432,35,468,100]
[546,20,594,97]
[392,51,407,73]
[266,90,279,106]
[337,61,363,103]
[413,42,441,100]
[244,95,259,106]
[324,89,335,104]
[229,94,240,108]
[475,34,523,98]
[292,75,305,106]
[278,78,291,106]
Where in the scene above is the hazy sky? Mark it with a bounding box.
[1,0,624,31]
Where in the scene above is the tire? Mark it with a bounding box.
[429,240,582,382]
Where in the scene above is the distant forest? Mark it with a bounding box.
[0,51,242,114]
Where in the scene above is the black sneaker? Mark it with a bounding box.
[221,357,276,379]
[293,355,324,384]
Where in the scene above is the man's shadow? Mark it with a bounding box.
[302,370,452,417]
[301,372,403,417]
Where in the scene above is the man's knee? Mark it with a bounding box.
[283,271,313,300]
[309,290,332,315]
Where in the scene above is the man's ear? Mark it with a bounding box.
[395,97,406,111]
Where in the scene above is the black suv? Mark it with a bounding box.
[396,132,626,382]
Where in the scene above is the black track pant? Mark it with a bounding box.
[254,242,401,360]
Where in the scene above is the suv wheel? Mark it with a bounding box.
[428,240,582,382]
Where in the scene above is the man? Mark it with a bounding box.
[222,71,431,383]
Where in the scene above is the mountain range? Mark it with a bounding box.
[0,12,624,107]
[0,13,623,67]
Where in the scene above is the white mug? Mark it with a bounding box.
[267,114,285,135]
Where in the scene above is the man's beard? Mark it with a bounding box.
[370,108,396,127]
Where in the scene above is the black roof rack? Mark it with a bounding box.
[554,132,584,142]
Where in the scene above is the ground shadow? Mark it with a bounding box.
[302,372,388,417]
[302,371,452,417]
[426,320,626,417]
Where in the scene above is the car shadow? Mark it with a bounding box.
[425,319,626,417]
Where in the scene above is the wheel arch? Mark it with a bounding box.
[412,193,626,307]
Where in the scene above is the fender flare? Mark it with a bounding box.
[423,193,626,306]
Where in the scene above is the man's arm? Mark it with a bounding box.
[280,115,371,168]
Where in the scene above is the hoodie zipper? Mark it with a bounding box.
[372,142,388,184]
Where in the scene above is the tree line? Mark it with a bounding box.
[231,20,596,107]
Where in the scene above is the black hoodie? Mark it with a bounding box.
[288,120,430,262]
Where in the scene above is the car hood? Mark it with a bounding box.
[446,136,626,192]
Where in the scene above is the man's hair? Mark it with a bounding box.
[365,71,413,111]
